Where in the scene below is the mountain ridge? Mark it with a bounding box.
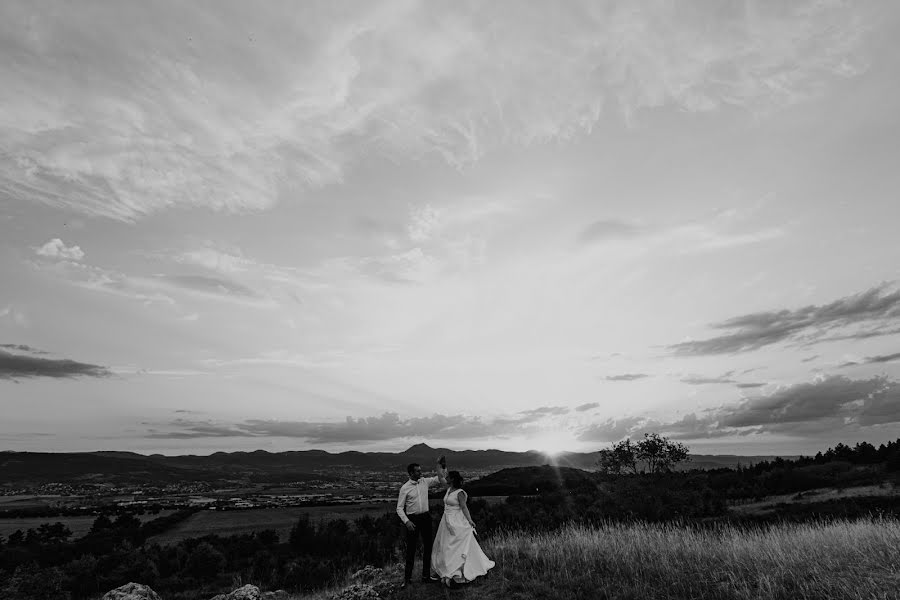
[0,444,799,486]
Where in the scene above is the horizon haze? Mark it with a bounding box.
[2,1,900,457]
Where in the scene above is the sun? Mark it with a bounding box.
[531,432,572,457]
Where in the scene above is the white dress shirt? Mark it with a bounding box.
[396,475,440,523]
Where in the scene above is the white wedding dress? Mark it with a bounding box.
[430,487,495,584]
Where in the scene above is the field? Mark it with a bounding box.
[147,502,397,546]
[0,510,177,539]
[309,517,900,600]
[729,483,899,514]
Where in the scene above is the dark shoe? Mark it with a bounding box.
[423,575,439,583]
[400,579,411,589]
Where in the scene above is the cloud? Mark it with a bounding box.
[154,274,260,299]
[735,382,767,389]
[838,351,900,368]
[642,375,900,440]
[176,247,252,274]
[35,238,84,261]
[575,402,600,412]
[519,406,570,417]
[0,0,873,220]
[669,282,900,356]
[604,373,649,381]
[579,219,642,244]
[681,372,736,385]
[0,343,46,354]
[577,416,663,443]
[0,306,29,328]
[0,347,110,380]
[144,411,554,444]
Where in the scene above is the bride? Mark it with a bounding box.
[430,466,495,587]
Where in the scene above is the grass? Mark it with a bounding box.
[147,504,395,546]
[303,517,900,600]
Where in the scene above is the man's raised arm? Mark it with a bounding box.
[436,455,448,485]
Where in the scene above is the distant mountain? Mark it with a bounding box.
[0,444,799,487]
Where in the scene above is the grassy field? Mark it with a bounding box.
[729,483,899,514]
[306,517,900,600]
[0,510,177,540]
[147,503,397,546]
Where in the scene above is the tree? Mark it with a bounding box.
[596,438,638,475]
[636,433,690,474]
[183,541,226,579]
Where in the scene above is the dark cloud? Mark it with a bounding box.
[646,375,900,441]
[840,351,900,368]
[801,355,820,363]
[145,411,551,444]
[578,219,642,244]
[668,283,900,356]
[0,348,110,380]
[681,372,736,385]
[575,402,600,412]
[604,373,649,381]
[866,351,900,363]
[735,382,767,389]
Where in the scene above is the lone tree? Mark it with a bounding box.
[596,438,639,475]
[597,433,690,475]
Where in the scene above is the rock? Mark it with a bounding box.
[209,584,265,600]
[329,582,380,600]
[101,583,162,600]
[261,591,289,600]
[351,566,385,582]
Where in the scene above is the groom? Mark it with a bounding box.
[396,455,446,587]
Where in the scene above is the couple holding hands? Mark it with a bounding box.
[396,455,495,588]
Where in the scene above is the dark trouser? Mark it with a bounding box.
[404,511,433,581]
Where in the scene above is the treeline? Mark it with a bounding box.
[703,439,900,501]
[0,508,405,600]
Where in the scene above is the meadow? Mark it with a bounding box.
[316,517,900,600]
[146,503,396,546]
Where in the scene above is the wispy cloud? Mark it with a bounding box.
[0,1,873,220]
[519,406,570,417]
[604,373,649,381]
[578,219,642,244]
[669,282,900,356]
[838,351,900,368]
[0,346,110,380]
[575,402,600,412]
[681,372,736,385]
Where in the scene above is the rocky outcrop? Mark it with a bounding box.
[209,584,289,600]
[101,583,162,600]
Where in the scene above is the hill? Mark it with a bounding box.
[0,443,800,487]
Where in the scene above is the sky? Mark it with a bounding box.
[2,0,900,457]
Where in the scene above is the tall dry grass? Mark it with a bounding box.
[477,518,900,600]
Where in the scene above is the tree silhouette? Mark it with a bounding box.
[636,433,690,474]
[597,433,691,475]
